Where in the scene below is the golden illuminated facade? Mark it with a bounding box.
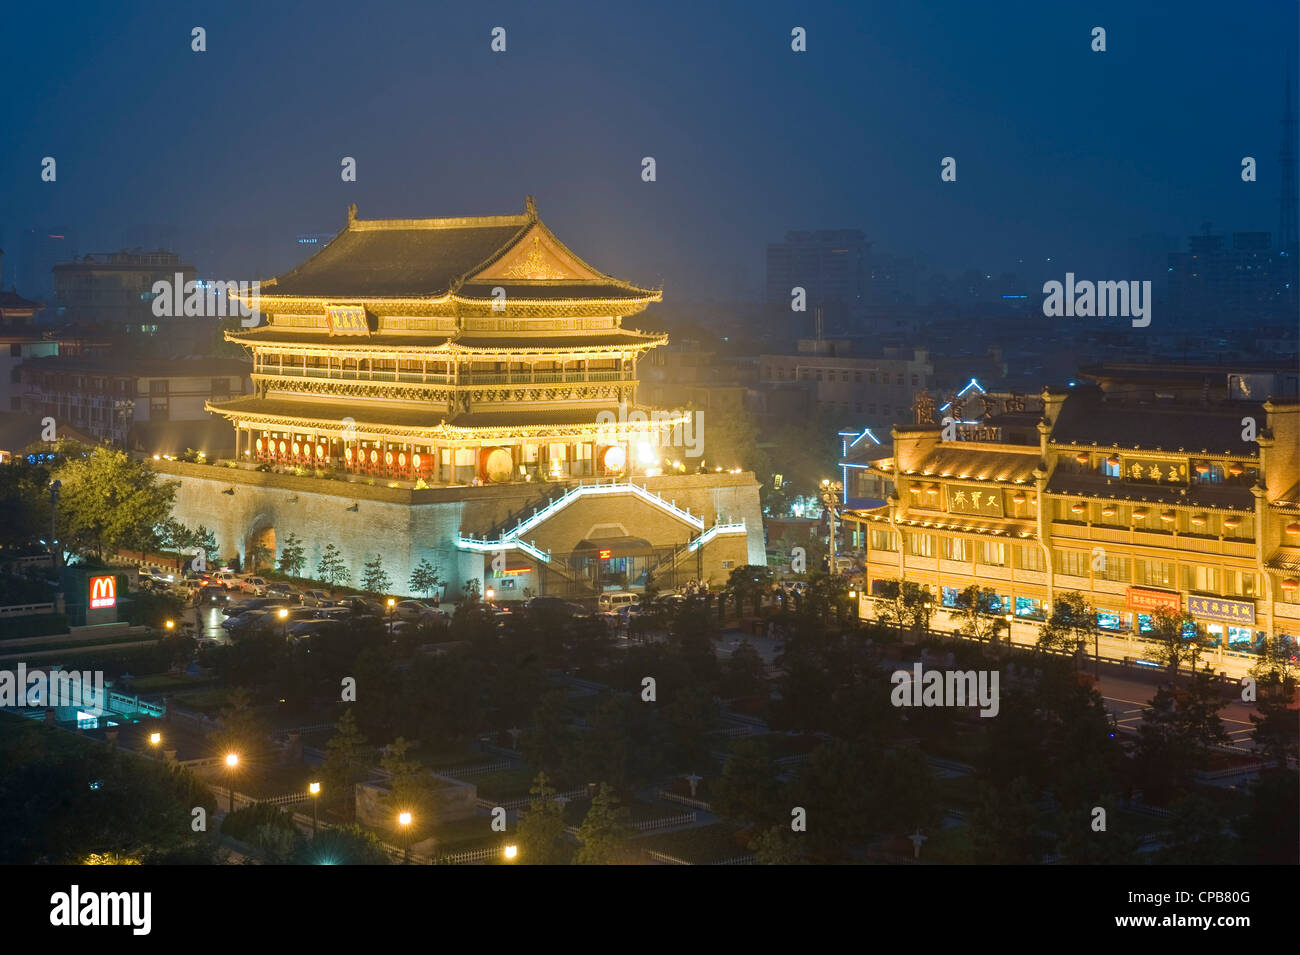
[846,371,1300,673]
[212,197,683,485]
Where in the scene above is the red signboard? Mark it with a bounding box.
[1125,587,1180,614]
[89,575,117,609]
[597,549,612,560]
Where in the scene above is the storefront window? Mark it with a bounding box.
[941,586,960,608]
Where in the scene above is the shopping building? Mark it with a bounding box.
[845,364,1300,665]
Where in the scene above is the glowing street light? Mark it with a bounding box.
[149,732,162,747]
[309,781,321,836]
[398,811,413,864]
[164,619,175,631]
[503,844,518,861]
[485,587,495,602]
[224,752,239,812]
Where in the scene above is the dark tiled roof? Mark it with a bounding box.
[902,447,1041,483]
[1045,473,1255,511]
[0,290,42,310]
[266,222,528,297]
[1051,392,1265,454]
[455,282,656,301]
[257,208,658,301]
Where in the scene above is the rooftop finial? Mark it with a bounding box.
[347,203,358,224]
[525,195,537,220]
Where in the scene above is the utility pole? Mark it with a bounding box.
[48,479,61,571]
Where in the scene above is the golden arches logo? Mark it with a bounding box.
[90,575,117,608]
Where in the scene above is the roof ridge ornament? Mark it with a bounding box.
[348,203,358,225]
[525,195,537,220]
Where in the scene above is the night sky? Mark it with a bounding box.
[2,0,1295,302]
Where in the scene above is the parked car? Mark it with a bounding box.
[525,596,583,616]
[241,576,270,596]
[221,609,272,633]
[301,590,334,608]
[393,599,431,621]
[222,598,290,617]
[212,570,241,588]
[597,591,639,612]
[288,619,347,642]
[265,582,301,602]
[337,596,383,616]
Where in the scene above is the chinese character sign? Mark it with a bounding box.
[1185,595,1254,625]
[1121,456,1189,485]
[945,482,1004,517]
[326,306,370,336]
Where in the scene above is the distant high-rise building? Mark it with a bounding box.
[1166,228,1296,323]
[765,229,870,332]
[53,250,196,331]
[3,227,73,303]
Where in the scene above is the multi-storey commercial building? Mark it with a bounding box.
[18,356,250,451]
[53,251,196,332]
[163,198,763,597]
[757,341,932,431]
[846,364,1300,670]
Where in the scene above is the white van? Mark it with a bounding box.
[213,570,241,588]
[598,591,639,612]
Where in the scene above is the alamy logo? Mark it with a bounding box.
[1042,273,1151,328]
[150,274,261,326]
[0,665,105,714]
[50,886,151,936]
[890,663,1000,717]
[595,402,703,458]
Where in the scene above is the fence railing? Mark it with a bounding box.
[656,791,712,811]
[476,787,591,812]
[633,811,697,833]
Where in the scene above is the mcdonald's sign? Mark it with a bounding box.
[89,575,117,609]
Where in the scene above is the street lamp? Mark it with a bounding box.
[224,752,239,813]
[149,731,161,747]
[164,619,175,633]
[386,597,396,633]
[278,606,289,639]
[309,781,321,837]
[398,811,413,864]
[485,587,495,602]
[503,844,518,862]
[820,479,844,572]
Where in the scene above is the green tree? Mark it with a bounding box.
[1156,792,1236,865]
[213,686,266,759]
[321,709,370,820]
[54,447,179,560]
[1038,591,1095,660]
[292,822,390,865]
[192,524,219,568]
[875,579,934,633]
[793,740,873,856]
[409,558,442,599]
[712,737,781,828]
[1146,606,1207,682]
[954,585,1006,642]
[727,564,771,617]
[969,776,1047,864]
[516,772,567,865]
[361,553,392,596]
[380,737,431,836]
[316,543,351,588]
[1250,697,1300,769]
[723,641,767,698]
[749,825,807,864]
[573,782,631,864]
[1133,672,1227,805]
[278,532,306,577]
